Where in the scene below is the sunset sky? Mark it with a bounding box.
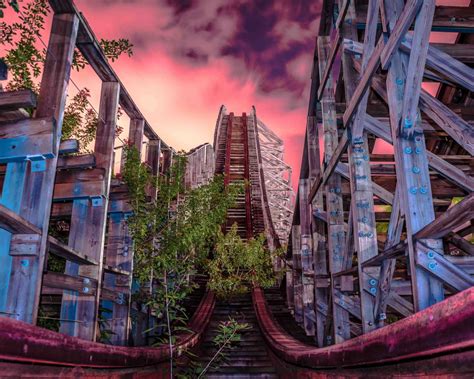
[70,0,321,183]
[3,0,470,187]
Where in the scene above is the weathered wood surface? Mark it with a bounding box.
[60,81,120,341]
[2,13,79,325]
[0,90,36,111]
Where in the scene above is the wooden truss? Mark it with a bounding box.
[185,143,215,189]
[288,0,474,345]
[255,117,295,245]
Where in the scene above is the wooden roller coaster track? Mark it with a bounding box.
[0,0,473,377]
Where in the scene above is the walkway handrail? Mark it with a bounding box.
[253,286,474,368]
[0,291,215,368]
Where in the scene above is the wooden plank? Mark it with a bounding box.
[414,193,474,240]
[0,117,56,163]
[0,90,36,111]
[58,139,79,155]
[57,154,95,170]
[48,236,98,266]
[0,162,28,313]
[10,234,41,256]
[53,168,106,201]
[128,118,145,152]
[0,109,29,124]
[120,118,144,172]
[43,271,97,296]
[0,203,41,235]
[347,36,474,95]
[4,13,79,325]
[334,290,361,320]
[362,240,406,267]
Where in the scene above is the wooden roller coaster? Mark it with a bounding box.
[0,0,473,377]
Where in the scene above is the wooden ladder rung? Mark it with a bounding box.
[48,235,98,266]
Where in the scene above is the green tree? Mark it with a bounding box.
[0,0,132,150]
[207,224,283,299]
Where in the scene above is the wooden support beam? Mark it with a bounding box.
[414,193,474,240]
[318,35,350,344]
[0,203,41,235]
[334,290,361,320]
[335,163,394,204]
[57,154,96,170]
[309,130,348,202]
[317,30,341,101]
[446,233,474,256]
[343,0,423,129]
[291,225,303,324]
[416,241,474,291]
[60,81,120,341]
[383,0,444,312]
[299,179,316,336]
[0,90,36,111]
[2,13,79,324]
[43,271,97,296]
[364,111,474,194]
[102,212,134,345]
[374,185,405,324]
[53,168,106,201]
[48,236,98,266]
[342,0,381,334]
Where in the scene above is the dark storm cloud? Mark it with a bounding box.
[156,0,321,105]
[85,0,321,109]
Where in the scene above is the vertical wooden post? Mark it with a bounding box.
[291,225,303,324]
[147,139,161,176]
[162,149,173,175]
[3,13,79,324]
[317,36,350,344]
[60,82,120,340]
[299,179,316,336]
[121,118,144,171]
[103,212,134,345]
[307,115,328,346]
[103,118,143,345]
[383,0,444,311]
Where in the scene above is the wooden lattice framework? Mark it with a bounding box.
[185,143,215,189]
[0,0,175,345]
[255,116,294,245]
[288,0,474,344]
